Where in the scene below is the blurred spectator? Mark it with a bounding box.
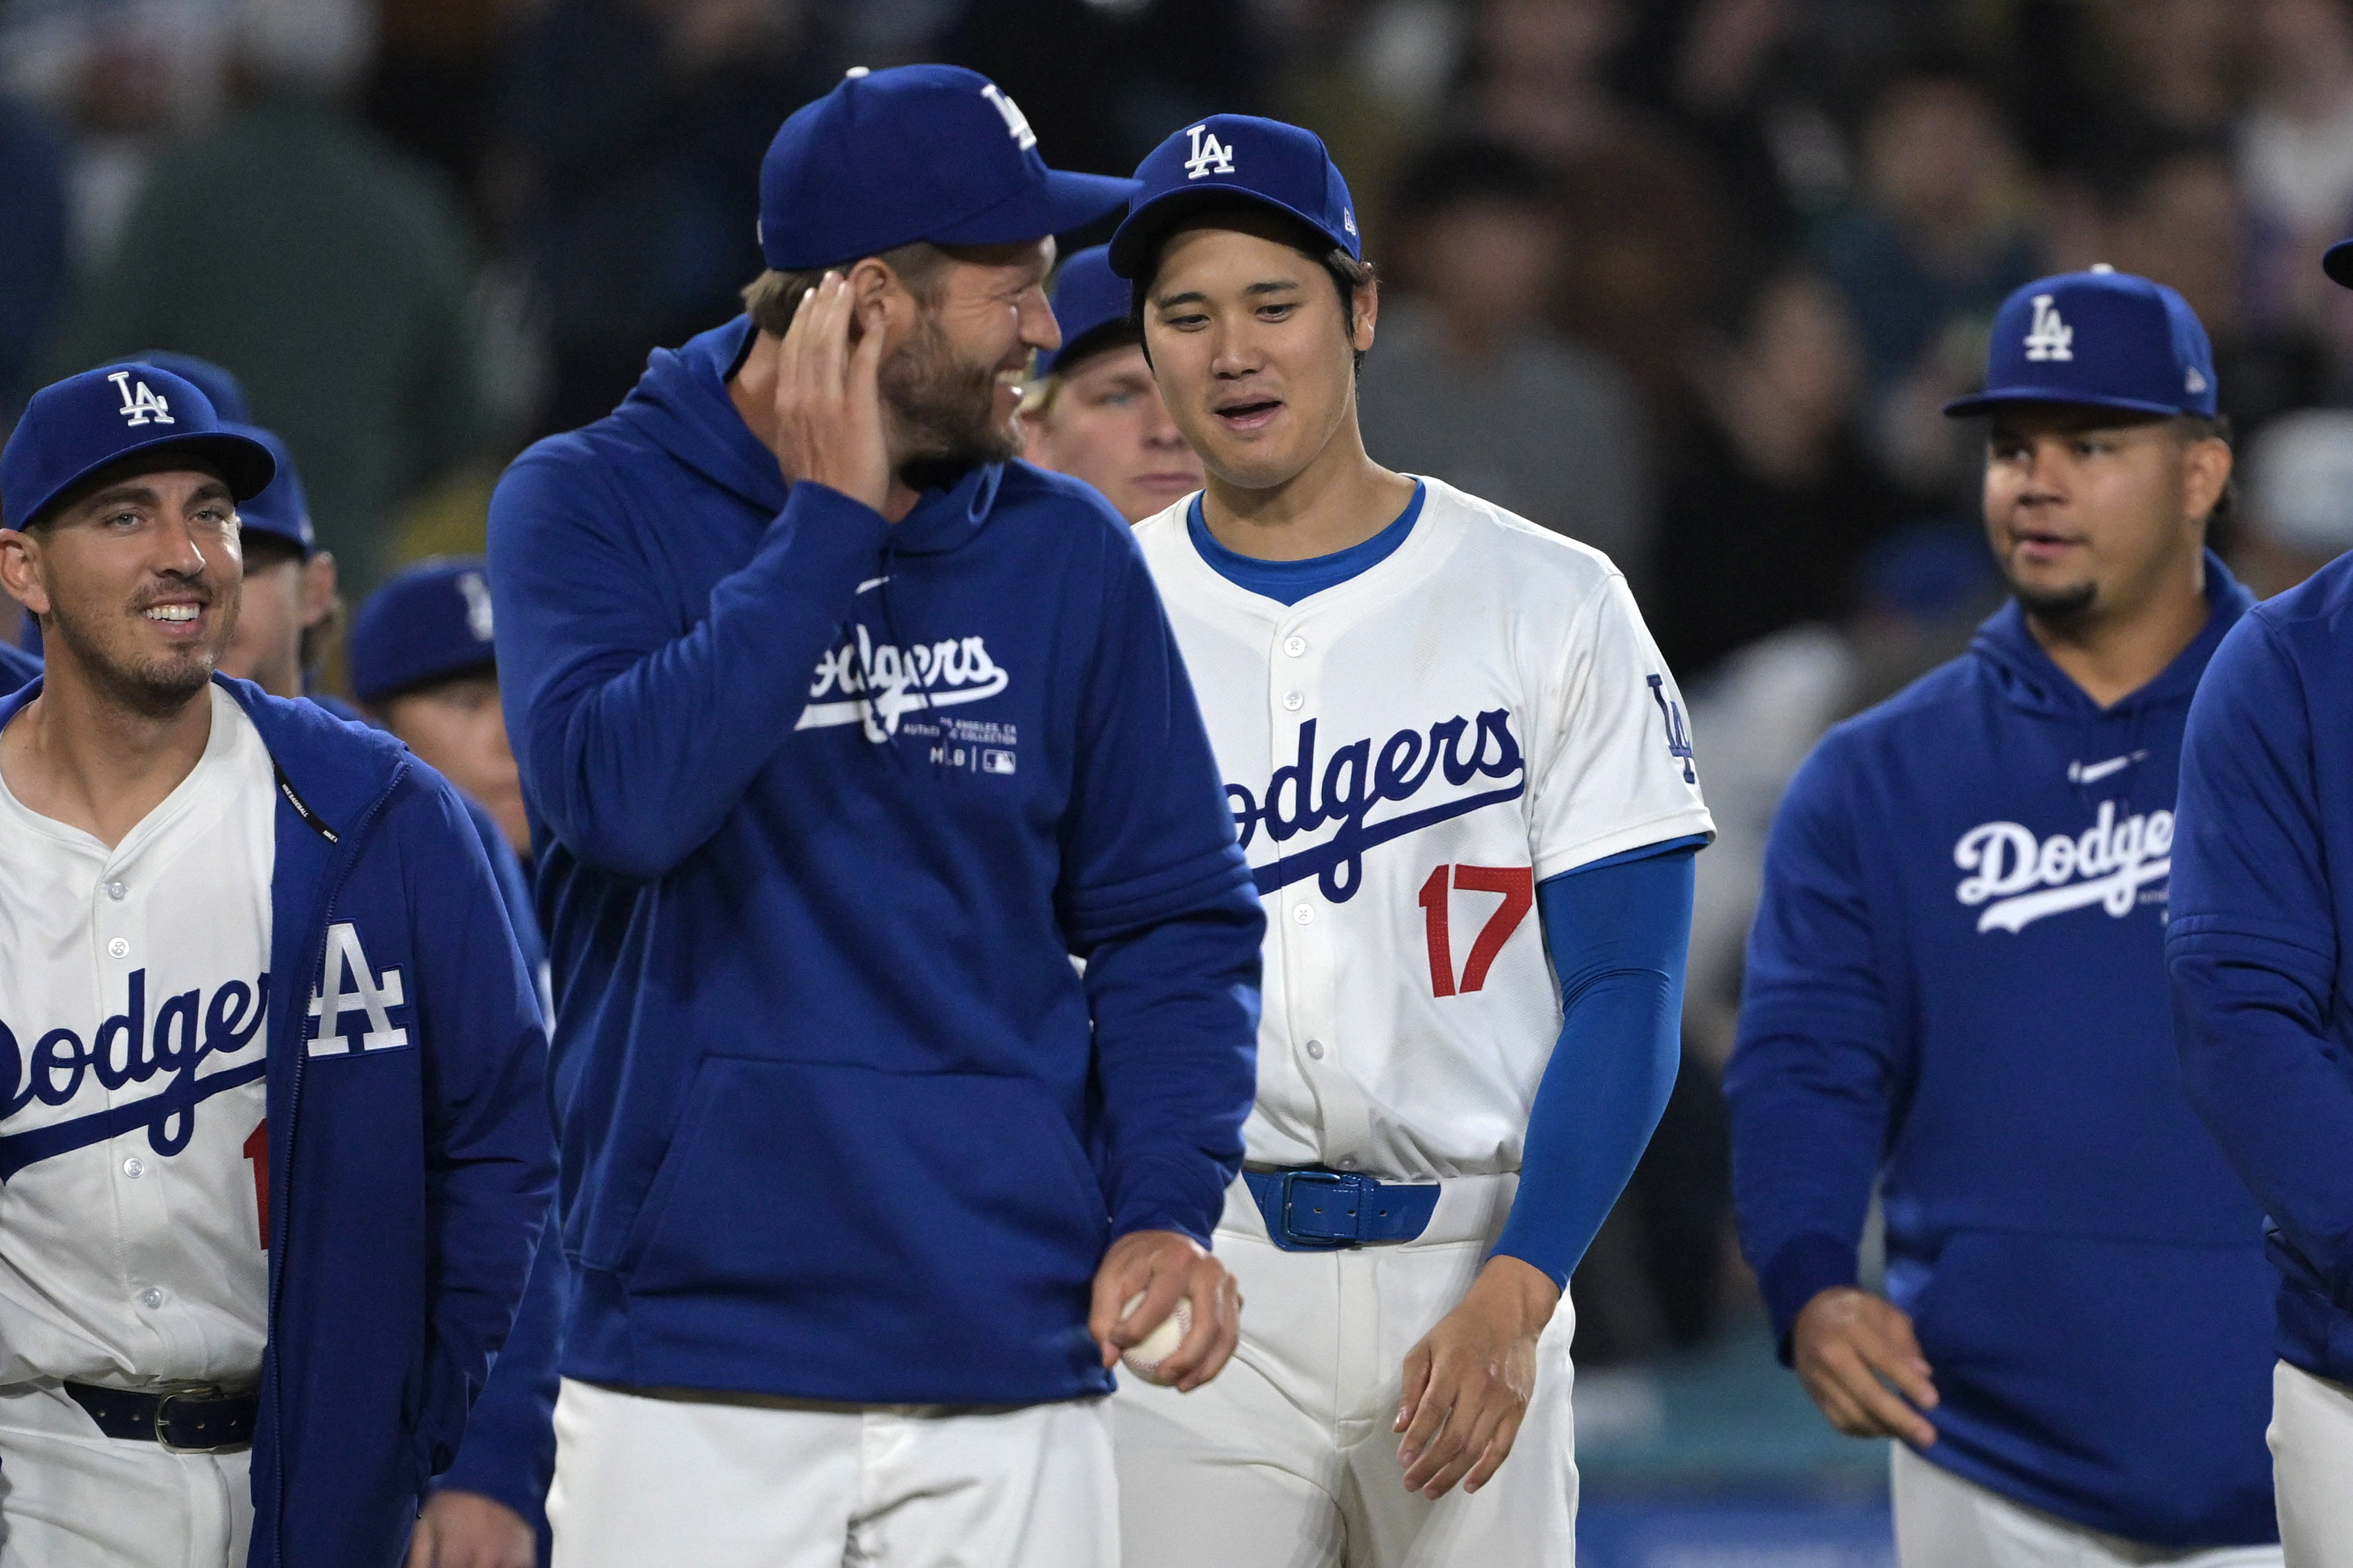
[2093,134,2327,436]
[2240,0,2353,326]
[1356,137,1652,583]
[366,0,531,215]
[1463,0,1736,407]
[2237,407,2353,595]
[494,0,837,435]
[2094,0,2245,138]
[0,0,236,262]
[44,0,482,593]
[1654,268,1905,678]
[939,0,1266,184]
[0,96,69,424]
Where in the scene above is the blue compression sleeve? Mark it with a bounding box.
[1491,841,1698,1288]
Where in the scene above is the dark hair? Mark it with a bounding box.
[1128,200,1378,377]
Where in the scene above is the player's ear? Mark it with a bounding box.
[1350,276,1379,353]
[0,528,52,619]
[2182,431,2232,532]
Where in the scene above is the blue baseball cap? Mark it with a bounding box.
[112,352,251,425]
[1944,267,2217,419]
[2,363,276,531]
[758,65,1139,272]
[349,556,498,706]
[229,425,315,556]
[1108,114,1360,281]
[2325,238,2353,289]
[1041,246,1135,376]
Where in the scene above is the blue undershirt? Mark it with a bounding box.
[1187,487,1697,1288]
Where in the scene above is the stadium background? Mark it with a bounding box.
[7,0,2353,1559]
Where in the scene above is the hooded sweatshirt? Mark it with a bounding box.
[1727,557,2276,1547]
[486,315,1263,1405]
[2170,550,2353,1392]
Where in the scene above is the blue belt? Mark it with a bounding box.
[1243,1168,1442,1251]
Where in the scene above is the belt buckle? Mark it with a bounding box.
[1277,1168,1369,1248]
[152,1383,228,1454]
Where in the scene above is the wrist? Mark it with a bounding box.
[1478,1253,1562,1335]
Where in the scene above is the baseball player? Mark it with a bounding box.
[0,362,553,1565]
[1108,115,1713,1565]
[2168,235,2353,1567]
[350,558,528,860]
[487,65,1264,1567]
[1729,270,2278,1567]
[1020,244,1204,523]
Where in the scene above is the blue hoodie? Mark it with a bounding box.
[487,315,1263,1405]
[0,675,553,1567]
[0,639,35,692]
[1727,558,2276,1548]
[2170,552,2353,1390]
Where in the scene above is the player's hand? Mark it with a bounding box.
[1394,1254,1557,1498]
[1791,1285,1939,1446]
[405,1489,535,1568]
[768,270,892,514]
[1088,1228,1242,1393]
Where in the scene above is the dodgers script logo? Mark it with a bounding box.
[1954,799,2171,934]
[108,369,174,427]
[0,971,267,1180]
[797,626,1009,743]
[1229,711,1524,901]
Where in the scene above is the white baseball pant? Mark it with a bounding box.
[1891,1443,2282,1568]
[1114,1174,1579,1568]
[2271,1360,2353,1568]
[547,1377,1118,1567]
[0,1382,250,1568]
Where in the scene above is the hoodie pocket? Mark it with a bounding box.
[620,1057,1109,1356]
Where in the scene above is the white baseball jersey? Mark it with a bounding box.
[1134,477,1713,1178]
[0,683,273,1389]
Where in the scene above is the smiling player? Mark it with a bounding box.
[1729,270,2280,1568]
[1107,115,1713,1566]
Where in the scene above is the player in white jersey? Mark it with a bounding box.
[0,365,552,1568]
[1105,117,1714,1566]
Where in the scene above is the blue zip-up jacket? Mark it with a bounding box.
[1726,559,2276,1547]
[2171,552,2353,1389]
[487,315,1263,1405]
[0,675,553,1567]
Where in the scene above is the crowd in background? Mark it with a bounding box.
[11,0,2353,1388]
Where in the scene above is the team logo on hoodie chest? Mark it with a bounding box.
[796,624,1010,745]
[1952,798,2174,933]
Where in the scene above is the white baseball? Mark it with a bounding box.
[1118,1290,1194,1384]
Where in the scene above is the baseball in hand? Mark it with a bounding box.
[1118,1290,1194,1385]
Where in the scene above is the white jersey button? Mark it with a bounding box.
[1292,904,1313,925]
[104,881,126,901]
[1305,1039,1325,1059]
[107,938,130,959]
[1282,691,1304,711]
[137,1287,166,1310]
[1283,636,1307,657]
[122,1157,145,1179]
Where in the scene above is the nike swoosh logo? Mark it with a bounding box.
[857,576,891,595]
[2068,751,2147,785]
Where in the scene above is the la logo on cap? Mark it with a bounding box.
[107,369,175,428]
[1184,124,1236,181]
[2023,293,2073,362]
[457,572,494,642]
[980,83,1036,150]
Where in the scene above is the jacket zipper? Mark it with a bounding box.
[262,759,406,1561]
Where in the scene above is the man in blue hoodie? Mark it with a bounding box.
[487,65,1264,1567]
[2169,237,2353,1567]
[0,363,552,1568]
[1728,269,2280,1567]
